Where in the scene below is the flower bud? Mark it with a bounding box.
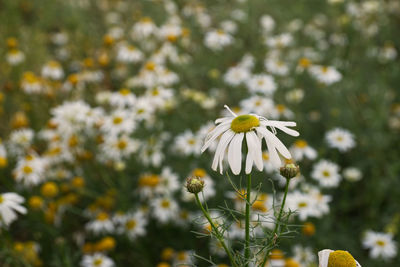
[186,176,205,194]
[280,163,300,179]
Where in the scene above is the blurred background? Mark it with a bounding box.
[0,0,399,266]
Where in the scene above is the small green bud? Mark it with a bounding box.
[186,176,205,194]
[280,163,300,179]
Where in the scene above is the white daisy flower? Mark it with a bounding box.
[6,49,25,65]
[80,253,115,267]
[151,197,178,223]
[309,65,342,85]
[246,74,277,95]
[117,211,147,240]
[362,231,397,260]
[174,130,202,156]
[325,128,355,152]
[311,160,341,188]
[85,212,115,234]
[41,61,64,80]
[204,29,233,51]
[285,191,318,221]
[289,139,317,161]
[224,66,251,86]
[318,249,361,267]
[116,44,143,63]
[201,105,299,175]
[343,167,362,182]
[0,192,27,227]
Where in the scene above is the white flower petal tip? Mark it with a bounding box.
[318,249,361,267]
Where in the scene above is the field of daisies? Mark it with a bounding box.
[1,0,400,266]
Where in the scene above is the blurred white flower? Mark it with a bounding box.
[362,231,398,260]
[0,192,27,227]
[80,253,115,267]
[325,128,355,152]
[343,167,362,182]
[311,160,341,188]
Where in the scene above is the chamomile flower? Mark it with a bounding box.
[311,160,341,188]
[151,197,179,223]
[101,109,136,136]
[201,105,299,175]
[246,74,277,95]
[109,89,136,108]
[116,44,144,63]
[325,128,355,152]
[318,249,361,267]
[362,231,397,260]
[265,58,289,76]
[204,29,233,51]
[285,191,318,221]
[0,193,27,227]
[86,212,115,234]
[80,253,115,267]
[118,212,147,240]
[20,72,43,94]
[174,130,202,156]
[309,65,342,85]
[343,167,362,182]
[289,139,317,161]
[41,61,64,80]
[224,66,251,86]
[6,49,25,65]
[13,155,47,186]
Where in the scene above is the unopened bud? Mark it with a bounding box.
[280,163,300,179]
[186,176,204,194]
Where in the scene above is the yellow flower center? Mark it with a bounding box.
[145,62,156,71]
[252,201,267,212]
[285,258,300,267]
[322,170,331,177]
[139,175,160,187]
[322,66,329,73]
[0,195,3,203]
[117,140,127,150]
[119,88,131,95]
[193,168,206,178]
[187,138,196,145]
[298,57,311,68]
[231,115,260,133]
[94,258,103,266]
[376,240,385,246]
[295,140,308,148]
[23,165,33,174]
[113,116,123,125]
[125,219,137,230]
[96,212,109,221]
[270,249,284,259]
[328,250,356,267]
[161,200,170,208]
[262,152,269,160]
[298,202,308,208]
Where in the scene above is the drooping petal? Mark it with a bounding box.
[264,138,281,168]
[211,130,235,173]
[262,120,300,136]
[202,122,231,153]
[246,131,263,171]
[245,145,254,174]
[228,133,244,175]
[257,127,292,159]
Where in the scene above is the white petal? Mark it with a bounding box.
[258,127,292,159]
[265,139,281,168]
[318,249,333,267]
[262,120,300,136]
[202,123,231,153]
[246,131,263,171]
[245,146,253,174]
[228,133,244,175]
[211,130,235,173]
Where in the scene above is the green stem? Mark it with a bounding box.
[194,194,237,267]
[260,178,290,267]
[245,173,251,266]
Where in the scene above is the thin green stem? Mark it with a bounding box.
[244,173,252,267]
[194,194,237,267]
[260,178,290,267]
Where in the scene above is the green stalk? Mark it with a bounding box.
[194,194,237,267]
[260,178,290,267]
[244,173,252,266]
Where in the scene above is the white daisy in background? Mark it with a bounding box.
[224,65,251,86]
[292,245,316,265]
[0,192,27,227]
[309,65,342,85]
[318,249,361,267]
[240,95,276,118]
[101,109,136,136]
[325,128,355,152]
[151,197,179,223]
[85,212,115,234]
[13,155,47,186]
[117,211,147,240]
[204,29,233,51]
[100,134,139,161]
[289,139,317,161]
[362,231,397,260]
[260,15,275,33]
[8,128,34,156]
[116,44,144,63]
[265,33,293,48]
[261,151,278,173]
[201,105,299,175]
[264,57,289,76]
[80,253,115,267]
[174,130,202,156]
[41,61,64,80]
[20,72,43,94]
[311,160,341,188]
[173,250,195,267]
[109,89,136,108]
[246,74,277,95]
[343,167,362,182]
[285,191,318,221]
[131,17,158,40]
[6,49,25,65]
